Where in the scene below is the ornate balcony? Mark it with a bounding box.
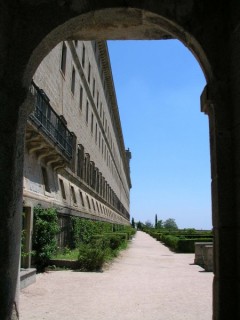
[26,82,74,170]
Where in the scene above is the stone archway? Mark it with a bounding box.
[0,2,239,319]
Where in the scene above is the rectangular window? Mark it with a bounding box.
[60,42,67,75]
[79,191,85,206]
[86,101,89,123]
[99,131,101,149]
[82,43,85,67]
[91,199,96,211]
[88,62,91,83]
[91,113,94,133]
[92,78,95,97]
[95,123,98,143]
[70,186,77,204]
[71,67,75,94]
[96,202,99,212]
[97,91,99,108]
[77,144,84,178]
[59,179,66,200]
[86,195,91,209]
[41,167,50,192]
[79,85,83,110]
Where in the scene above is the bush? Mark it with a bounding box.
[78,243,105,271]
[177,238,213,253]
[71,217,113,247]
[32,206,60,271]
[91,233,126,251]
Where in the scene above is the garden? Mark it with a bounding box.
[143,227,213,253]
[29,206,136,272]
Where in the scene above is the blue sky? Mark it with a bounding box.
[107,40,212,230]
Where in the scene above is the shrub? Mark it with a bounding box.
[177,238,213,253]
[91,233,126,251]
[71,217,113,247]
[32,206,60,271]
[78,243,105,271]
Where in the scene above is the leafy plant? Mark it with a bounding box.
[32,206,60,271]
[77,243,105,271]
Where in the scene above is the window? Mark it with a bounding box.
[100,103,102,118]
[74,40,78,47]
[96,202,99,212]
[59,179,66,200]
[91,199,96,211]
[60,42,67,75]
[86,195,91,209]
[79,86,83,110]
[70,186,77,204]
[82,43,85,67]
[97,91,99,108]
[77,144,84,178]
[79,191,85,206]
[86,101,89,123]
[91,113,94,133]
[88,62,91,83]
[41,167,50,192]
[94,40,97,52]
[93,78,95,97]
[99,131,101,149]
[71,67,75,94]
[95,123,98,143]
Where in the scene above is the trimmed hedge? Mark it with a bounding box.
[144,228,213,253]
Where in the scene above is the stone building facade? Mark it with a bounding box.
[22,40,131,263]
[1,2,240,319]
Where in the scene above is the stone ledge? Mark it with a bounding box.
[20,268,36,289]
[48,259,79,269]
[194,242,213,272]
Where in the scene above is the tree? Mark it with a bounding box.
[163,218,178,230]
[137,221,143,230]
[156,219,163,229]
[155,214,158,229]
[131,217,135,228]
[145,220,153,228]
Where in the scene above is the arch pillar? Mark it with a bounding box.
[201,81,239,319]
[0,86,27,319]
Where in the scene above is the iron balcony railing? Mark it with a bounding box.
[30,81,73,160]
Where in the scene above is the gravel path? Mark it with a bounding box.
[20,231,213,320]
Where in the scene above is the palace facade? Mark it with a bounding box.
[22,41,131,266]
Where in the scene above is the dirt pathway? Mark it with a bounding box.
[20,231,213,320]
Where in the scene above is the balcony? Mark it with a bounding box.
[26,82,74,170]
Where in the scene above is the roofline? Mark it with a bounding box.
[97,41,132,188]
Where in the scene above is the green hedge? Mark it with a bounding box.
[144,228,213,253]
[177,238,213,253]
[91,233,127,250]
[161,235,213,253]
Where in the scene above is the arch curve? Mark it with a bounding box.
[23,7,213,87]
